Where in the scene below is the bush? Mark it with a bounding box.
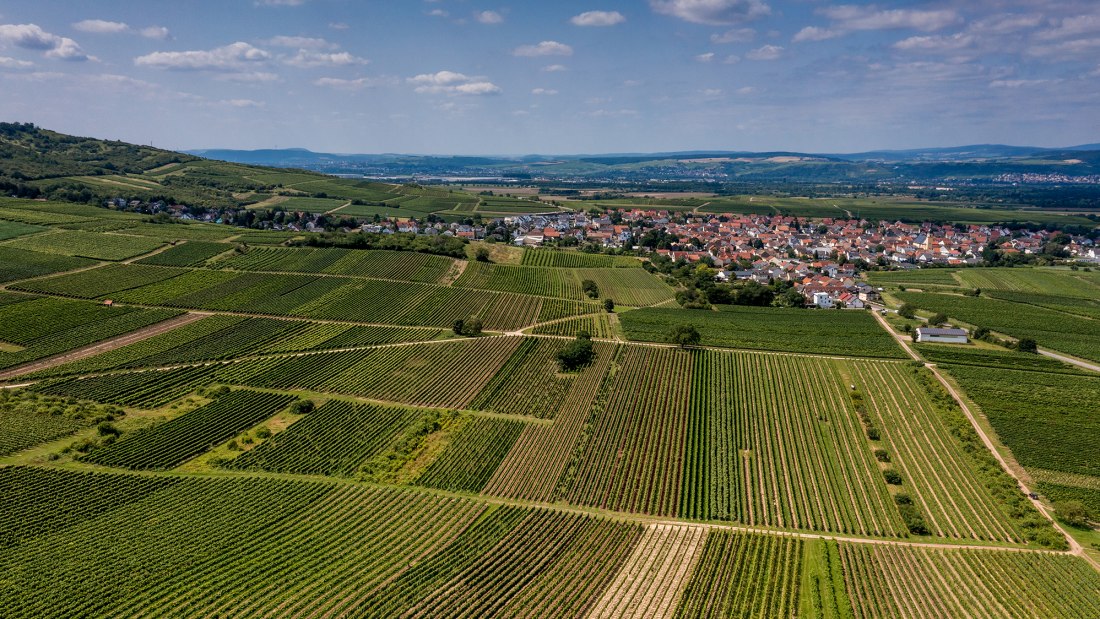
[475,246,491,262]
[874,448,890,462]
[898,303,916,319]
[290,400,315,415]
[883,469,903,485]
[1054,500,1091,528]
[452,316,483,337]
[1016,337,1038,353]
[866,427,881,441]
[668,324,701,348]
[581,279,599,299]
[603,298,615,313]
[928,312,948,326]
[255,427,272,439]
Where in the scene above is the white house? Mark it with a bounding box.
[915,327,968,344]
[812,292,834,308]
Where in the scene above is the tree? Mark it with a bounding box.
[898,303,916,319]
[1017,337,1038,353]
[928,312,948,326]
[474,246,491,262]
[557,332,595,371]
[603,298,615,313]
[581,279,599,299]
[1054,500,1091,528]
[669,324,701,349]
[291,400,315,415]
[773,287,805,309]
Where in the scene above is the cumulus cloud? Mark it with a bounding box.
[140,26,171,40]
[793,26,842,43]
[650,0,770,26]
[134,42,270,70]
[531,87,558,95]
[0,56,33,69]
[571,11,626,27]
[711,28,755,43]
[408,70,501,95]
[513,40,573,57]
[283,50,367,67]
[255,0,306,6]
[989,79,1056,89]
[265,35,335,49]
[746,44,783,60]
[72,19,129,34]
[0,23,90,61]
[215,71,280,83]
[1034,14,1100,41]
[893,33,974,52]
[695,52,715,62]
[222,98,264,108]
[542,63,568,72]
[428,9,449,18]
[476,11,504,24]
[329,22,350,30]
[818,5,960,33]
[314,76,372,90]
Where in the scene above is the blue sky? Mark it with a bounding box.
[0,0,1098,154]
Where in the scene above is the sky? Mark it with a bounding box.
[0,0,1099,154]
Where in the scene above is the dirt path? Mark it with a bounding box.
[0,313,208,380]
[872,310,1097,570]
[324,201,352,215]
[1038,348,1100,373]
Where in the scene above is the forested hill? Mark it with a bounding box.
[0,122,194,181]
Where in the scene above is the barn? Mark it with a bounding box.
[915,327,968,344]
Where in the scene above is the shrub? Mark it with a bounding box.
[557,333,595,371]
[581,279,599,299]
[668,324,701,348]
[255,427,272,440]
[1054,500,1091,528]
[866,427,880,441]
[290,400,315,415]
[898,303,916,319]
[603,298,615,313]
[883,469,903,485]
[1016,337,1038,353]
[874,448,890,462]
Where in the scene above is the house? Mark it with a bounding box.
[811,292,834,308]
[915,327,968,344]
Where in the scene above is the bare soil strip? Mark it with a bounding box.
[0,312,207,380]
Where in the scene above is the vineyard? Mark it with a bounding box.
[214,246,455,283]
[682,351,907,537]
[226,400,426,476]
[621,305,908,358]
[468,337,603,419]
[521,249,642,269]
[81,390,295,469]
[4,229,164,261]
[454,261,675,306]
[412,417,525,493]
[135,241,230,267]
[955,267,1100,299]
[0,246,95,284]
[839,543,1100,618]
[530,312,617,338]
[0,390,121,457]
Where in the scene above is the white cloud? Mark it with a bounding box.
[1034,14,1100,41]
[893,33,974,52]
[711,28,755,43]
[255,0,306,6]
[329,22,350,30]
[701,88,723,96]
[736,85,757,94]
[314,76,372,90]
[140,26,170,40]
[513,40,573,57]
[265,36,335,49]
[571,11,626,27]
[590,108,639,117]
[0,23,90,61]
[284,50,367,68]
[428,9,449,18]
[722,54,741,64]
[793,26,841,43]
[695,52,715,63]
[476,11,504,25]
[989,79,1056,89]
[542,63,567,72]
[531,87,558,95]
[1027,37,1100,58]
[650,0,770,26]
[0,56,33,69]
[134,42,270,70]
[72,19,129,34]
[746,44,783,60]
[215,71,280,83]
[818,5,960,33]
[222,98,264,108]
[408,70,501,95]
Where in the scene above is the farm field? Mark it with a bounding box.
[0,220,46,240]
[955,267,1100,298]
[214,246,456,283]
[3,229,164,261]
[864,268,962,288]
[621,305,907,358]
[455,261,675,305]
[0,246,96,284]
[894,291,1100,364]
[521,249,642,268]
[530,312,617,338]
[135,240,230,267]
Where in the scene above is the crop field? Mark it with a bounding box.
[412,417,526,493]
[521,249,641,268]
[0,220,46,240]
[894,291,1100,363]
[110,222,242,242]
[12,263,188,298]
[0,246,95,284]
[941,364,1100,478]
[984,289,1100,320]
[456,261,675,305]
[563,346,693,516]
[621,305,907,358]
[0,297,180,372]
[676,530,803,618]
[135,241,230,267]
[682,351,906,537]
[226,400,425,476]
[234,231,301,245]
[590,524,707,619]
[468,337,603,419]
[33,365,223,409]
[916,344,1086,374]
[482,342,618,502]
[81,390,296,470]
[218,337,523,409]
[955,267,1100,299]
[864,268,961,288]
[276,196,348,213]
[839,544,1100,618]
[0,391,121,457]
[530,312,617,338]
[850,362,1026,543]
[215,246,455,283]
[4,230,163,261]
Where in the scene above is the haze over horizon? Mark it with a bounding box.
[1,0,1099,154]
